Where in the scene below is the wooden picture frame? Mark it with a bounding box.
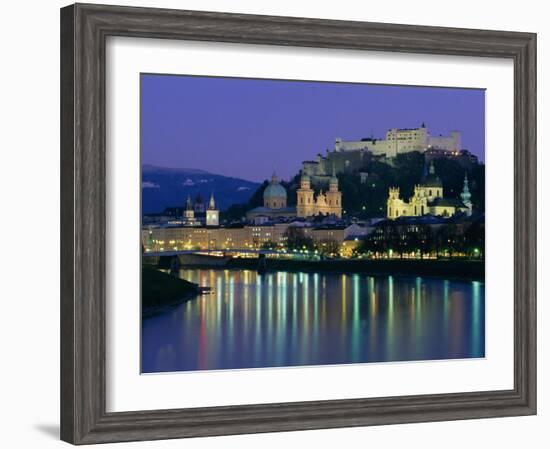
[60,3,536,444]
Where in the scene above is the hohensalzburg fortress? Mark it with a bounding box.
[334,124,461,157]
[302,124,476,183]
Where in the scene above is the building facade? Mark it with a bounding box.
[247,171,342,220]
[334,124,461,157]
[296,172,342,218]
[142,221,362,254]
[386,162,472,219]
[206,192,219,227]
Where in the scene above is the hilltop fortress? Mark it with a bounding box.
[302,124,478,185]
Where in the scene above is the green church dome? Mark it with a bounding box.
[263,173,287,200]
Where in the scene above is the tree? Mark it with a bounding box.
[284,227,315,251]
[464,221,484,258]
[419,226,436,258]
[317,239,340,257]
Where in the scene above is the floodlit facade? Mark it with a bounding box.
[296,172,342,218]
[387,162,473,219]
[334,124,461,158]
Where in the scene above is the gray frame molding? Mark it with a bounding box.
[60,3,536,445]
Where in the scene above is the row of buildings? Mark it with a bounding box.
[143,218,361,254]
[142,212,483,258]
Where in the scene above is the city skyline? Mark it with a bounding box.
[141,74,485,183]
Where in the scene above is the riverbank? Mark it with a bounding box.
[142,266,200,317]
[232,258,483,280]
[163,256,484,281]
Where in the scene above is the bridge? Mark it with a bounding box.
[142,248,312,274]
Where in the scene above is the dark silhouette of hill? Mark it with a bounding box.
[141,165,260,214]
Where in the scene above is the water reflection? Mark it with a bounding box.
[142,269,485,373]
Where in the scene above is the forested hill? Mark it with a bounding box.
[223,152,484,220]
[338,152,485,218]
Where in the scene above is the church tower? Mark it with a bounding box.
[206,192,219,226]
[296,172,315,217]
[184,194,195,223]
[387,187,402,219]
[460,173,473,216]
[194,193,205,213]
[410,185,428,216]
[325,167,342,217]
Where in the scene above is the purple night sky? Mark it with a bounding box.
[141,74,485,183]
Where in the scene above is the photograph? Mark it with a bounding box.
[140,74,486,373]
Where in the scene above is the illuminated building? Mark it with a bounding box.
[386,162,472,219]
[296,170,342,218]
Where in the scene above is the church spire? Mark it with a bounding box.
[461,173,471,200]
[428,160,435,175]
[208,191,216,210]
[461,173,473,216]
[185,194,193,210]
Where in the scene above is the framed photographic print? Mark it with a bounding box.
[60,3,536,445]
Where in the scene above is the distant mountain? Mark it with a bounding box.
[141,165,260,214]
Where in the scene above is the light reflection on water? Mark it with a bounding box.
[142,269,485,373]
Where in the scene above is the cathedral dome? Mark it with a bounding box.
[263,172,287,209]
[263,182,287,200]
[263,173,287,201]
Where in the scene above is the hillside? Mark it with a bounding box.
[224,152,485,220]
[142,165,260,214]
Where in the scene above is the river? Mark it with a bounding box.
[142,268,484,373]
